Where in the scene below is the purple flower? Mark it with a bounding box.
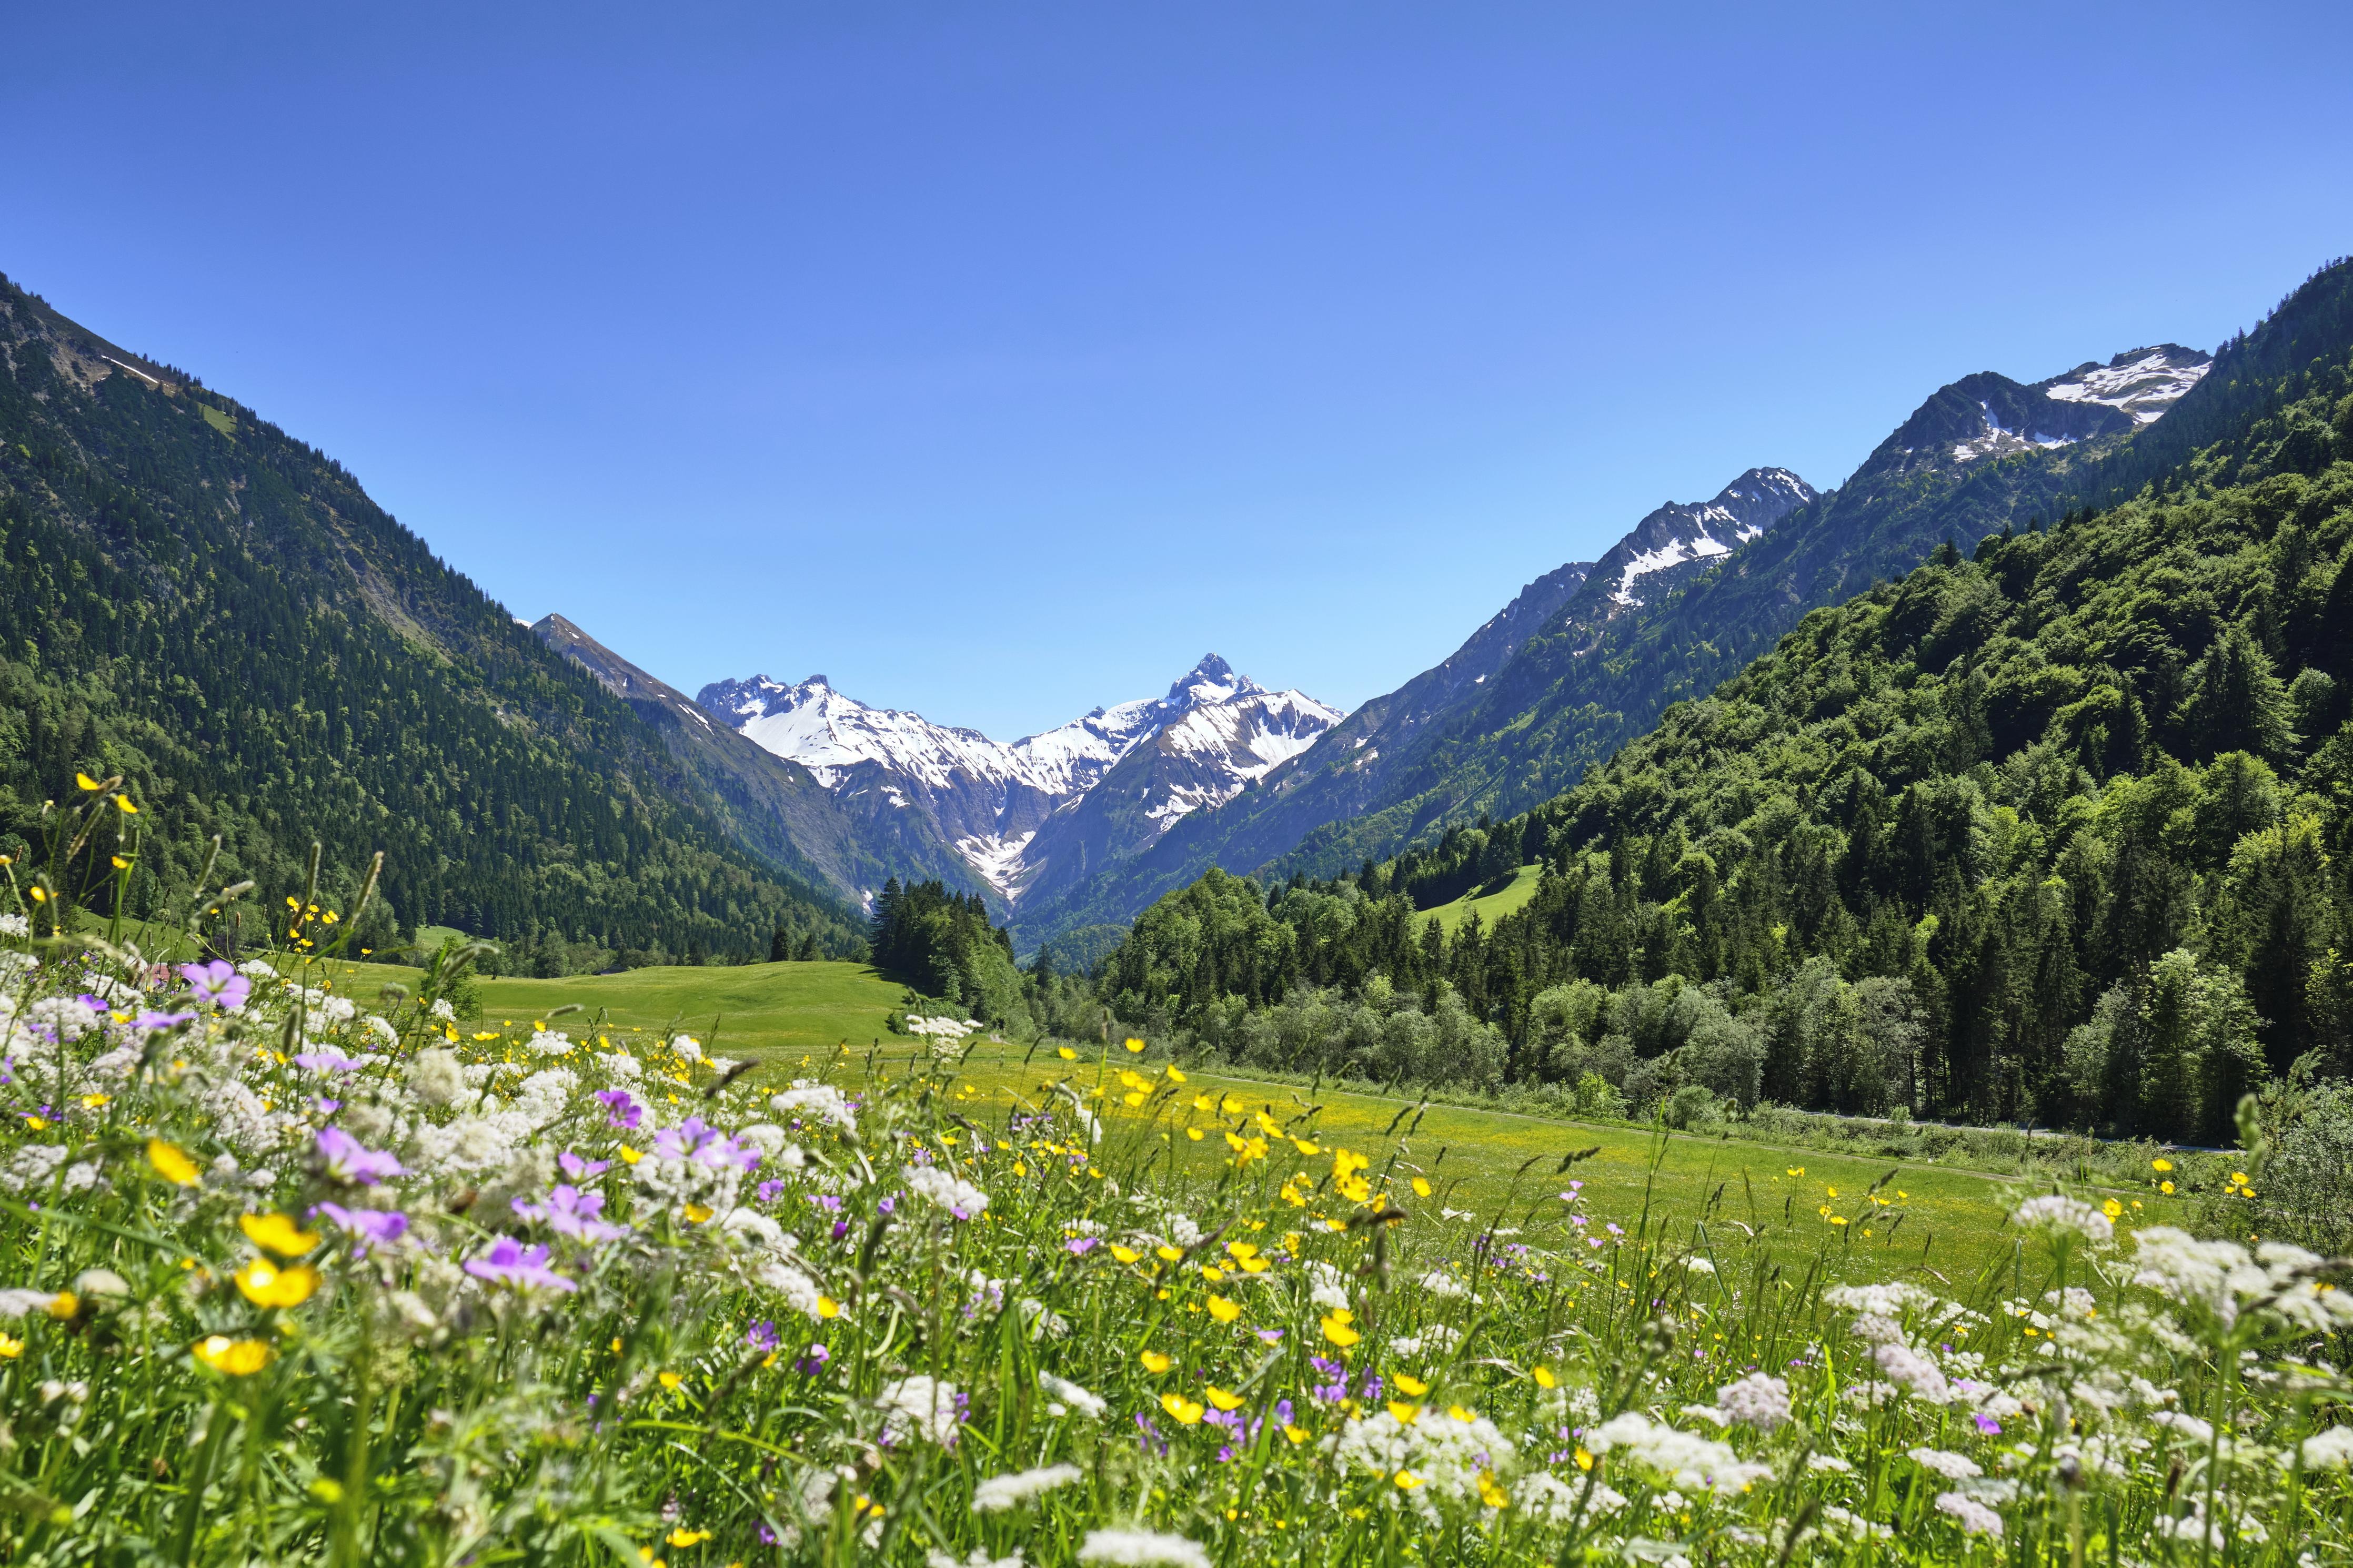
[756,1179,787,1203]
[815,1193,843,1212]
[316,1201,409,1255]
[78,994,111,1014]
[558,1150,610,1179]
[796,1343,831,1374]
[592,1089,642,1130]
[653,1117,758,1170]
[745,1320,781,1353]
[464,1236,576,1292]
[1065,1236,1101,1256]
[512,1185,630,1243]
[311,1098,343,1115]
[1255,1328,1285,1344]
[179,961,251,1011]
[294,1046,364,1072]
[317,1125,404,1185]
[830,1220,850,1241]
[1974,1412,2002,1435]
[1134,1412,1168,1456]
[877,1196,896,1215]
[133,1010,197,1031]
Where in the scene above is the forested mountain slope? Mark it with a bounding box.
[0,275,863,962]
[1102,258,2353,1146]
[1021,348,2211,945]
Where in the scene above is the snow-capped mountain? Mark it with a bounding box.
[1592,468,1818,609]
[1886,344,2213,472]
[697,655,1340,905]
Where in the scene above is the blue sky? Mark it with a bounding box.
[6,3,2350,736]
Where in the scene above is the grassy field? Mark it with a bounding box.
[1421,862,1545,934]
[315,954,913,1061]
[291,953,2189,1286]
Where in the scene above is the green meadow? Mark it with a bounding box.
[1419,862,1545,935]
[300,954,2193,1284]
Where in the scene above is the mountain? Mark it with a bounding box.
[1012,347,2217,946]
[697,655,1340,908]
[0,272,864,965]
[1007,467,1819,941]
[529,613,899,904]
[1096,257,2353,1147]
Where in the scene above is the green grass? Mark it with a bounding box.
[1421,862,1544,934]
[320,955,912,1063]
[296,954,2191,1283]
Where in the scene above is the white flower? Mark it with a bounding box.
[877,1375,962,1445]
[2010,1195,2113,1246]
[1717,1372,1791,1432]
[971,1463,1083,1513]
[0,913,28,937]
[903,1163,989,1219]
[1684,1256,1716,1274]
[1327,1407,1519,1521]
[602,1051,642,1080]
[1416,1269,1470,1299]
[1308,1261,1350,1311]
[1039,1371,1107,1420]
[1577,1413,1771,1498]
[236,959,277,978]
[1909,1447,1982,1480]
[527,1029,572,1056]
[1874,1342,1949,1403]
[672,1035,703,1064]
[1076,1529,1211,1568]
[1822,1281,1939,1317]
[1936,1492,2004,1536]
[406,1049,467,1108]
[2130,1227,2353,1331]
[2305,1426,2353,1470]
[0,1288,68,1317]
[771,1081,857,1133]
[1807,1454,1854,1473]
[752,1258,832,1321]
[429,998,457,1021]
[514,1067,578,1125]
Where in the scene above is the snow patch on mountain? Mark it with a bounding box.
[2042,346,2212,424]
[1600,468,1817,609]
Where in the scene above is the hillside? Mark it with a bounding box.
[1100,258,2353,1147]
[1018,352,2215,945]
[0,275,863,964]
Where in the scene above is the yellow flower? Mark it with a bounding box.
[193,1335,274,1374]
[667,1530,711,1547]
[2102,1198,2124,1220]
[147,1140,202,1186]
[1283,1423,1309,1444]
[1191,1094,1213,1112]
[0,1333,21,1358]
[1447,1404,1475,1423]
[1393,1470,1423,1490]
[76,772,103,791]
[1205,1386,1245,1411]
[1533,1366,1558,1389]
[1160,1392,1205,1424]
[239,1212,320,1258]
[1221,1095,1246,1116]
[1141,1350,1173,1373]
[1155,1245,1183,1262]
[1386,1401,1422,1425]
[658,1371,683,1390]
[1206,1294,1242,1323]
[2232,1171,2250,1185]
[683,1203,715,1223]
[1321,1313,1361,1348]
[1479,1475,1510,1509]
[1111,1245,1142,1264]
[1057,1047,1078,1060]
[1124,1038,1146,1054]
[47,1291,78,1320]
[1393,1373,1430,1396]
[2152,1158,2173,1172]
[1185,1128,1204,1142]
[234,1260,318,1309]
[1411,1176,1431,1198]
[116,794,138,814]
[619,1145,643,1166]
[1574,1446,1594,1472]
[2160,1181,2175,1195]
[817,1296,840,1319]
[1164,1065,1186,1084]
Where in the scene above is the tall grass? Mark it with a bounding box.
[1,788,2348,1564]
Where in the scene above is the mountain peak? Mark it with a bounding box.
[1167,653,1257,708]
[1590,466,1820,609]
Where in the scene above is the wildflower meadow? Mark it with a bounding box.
[2,784,2351,1566]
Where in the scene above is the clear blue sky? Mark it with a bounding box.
[6,3,2349,737]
